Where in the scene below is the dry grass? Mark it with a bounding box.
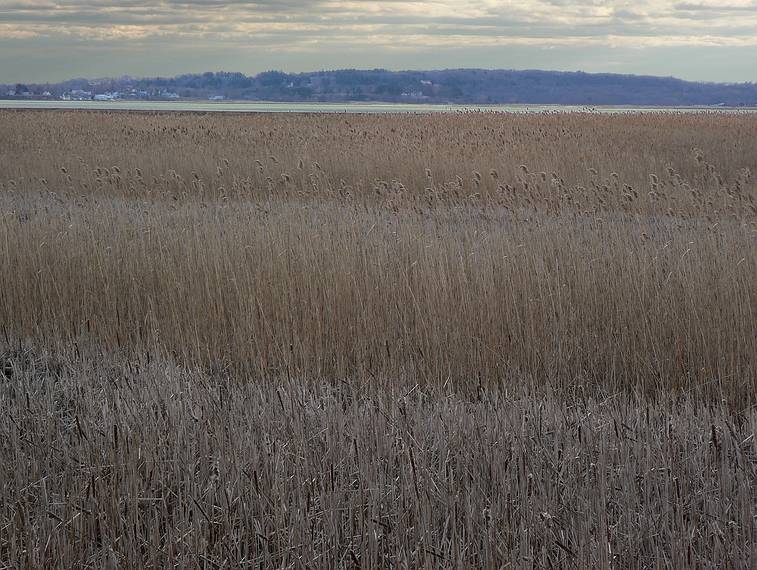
[1,352,754,568]
[0,110,755,567]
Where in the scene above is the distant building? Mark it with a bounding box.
[125,89,150,99]
[64,89,93,100]
[209,95,225,101]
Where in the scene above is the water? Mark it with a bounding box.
[1,99,756,114]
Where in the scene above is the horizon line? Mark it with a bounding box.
[4,67,756,88]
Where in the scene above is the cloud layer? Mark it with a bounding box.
[1,1,757,82]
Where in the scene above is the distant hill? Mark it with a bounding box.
[3,69,757,106]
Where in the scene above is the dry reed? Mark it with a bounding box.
[0,110,754,568]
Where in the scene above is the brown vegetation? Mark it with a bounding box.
[0,110,755,567]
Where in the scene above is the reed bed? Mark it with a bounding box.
[0,110,755,567]
[0,353,754,568]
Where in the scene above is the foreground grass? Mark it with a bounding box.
[1,349,754,568]
[0,110,755,567]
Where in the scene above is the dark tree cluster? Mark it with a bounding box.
[3,69,757,105]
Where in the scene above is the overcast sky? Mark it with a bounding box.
[1,1,757,83]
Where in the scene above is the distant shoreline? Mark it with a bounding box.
[3,99,757,114]
[5,69,757,108]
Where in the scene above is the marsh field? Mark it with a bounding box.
[0,110,755,568]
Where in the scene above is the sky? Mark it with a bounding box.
[1,1,757,84]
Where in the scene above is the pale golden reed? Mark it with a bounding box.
[0,110,754,568]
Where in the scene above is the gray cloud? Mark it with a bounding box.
[674,2,757,10]
[0,1,756,82]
